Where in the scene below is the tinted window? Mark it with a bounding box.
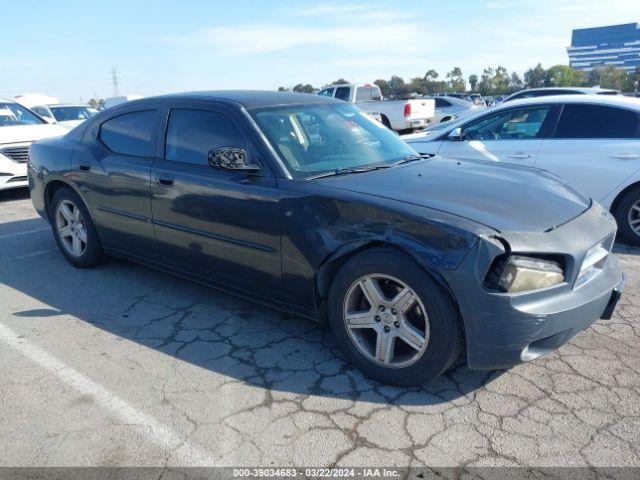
[99,110,158,156]
[355,87,373,102]
[335,87,351,102]
[555,104,640,139]
[165,109,246,165]
[318,88,334,97]
[461,106,550,140]
[435,98,451,108]
[0,102,45,126]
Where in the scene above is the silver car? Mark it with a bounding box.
[426,96,484,123]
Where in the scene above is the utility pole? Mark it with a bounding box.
[111,67,119,97]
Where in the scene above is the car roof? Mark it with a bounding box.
[131,90,343,109]
[47,104,92,107]
[498,94,640,109]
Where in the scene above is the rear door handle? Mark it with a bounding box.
[154,174,174,187]
[610,154,640,160]
[78,160,90,171]
[507,153,532,159]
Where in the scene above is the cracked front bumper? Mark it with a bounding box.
[442,202,624,370]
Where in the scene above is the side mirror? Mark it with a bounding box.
[447,127,464,141]
[208,147,261,173]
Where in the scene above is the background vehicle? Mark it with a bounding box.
[30,104,99,129]
[103,95,144,109]
[427,95,484,123]
[0,99,66,190]
[29,91,623,386]
[503,87,620,102]
[318,84,434,132]
[403,95,640,245]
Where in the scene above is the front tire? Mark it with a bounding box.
[50,187,107,268]
[614,186,640,246]
[327,248,463,386]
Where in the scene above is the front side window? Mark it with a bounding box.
[0,102,46,126]
[461,106,550,140]
[99,110,158,157]
[554,104,640,139]
[335,87,351,102]
[165,109,246,166]
[252,103,417,179]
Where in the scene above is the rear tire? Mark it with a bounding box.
[380,115,392,129]
[327,248,463,386]
[50,187,107,268]
[614,186,640,246]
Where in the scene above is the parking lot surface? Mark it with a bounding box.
[1,188,639,467]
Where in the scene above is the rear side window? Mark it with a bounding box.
[165,109,246,166]
[335,87,351,102]
[435,98,451,108]
[554,104,640,139]
[99,110,158,156]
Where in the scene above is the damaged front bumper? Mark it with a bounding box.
[442,202,625,370]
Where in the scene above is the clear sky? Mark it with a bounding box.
[1,0,639,102]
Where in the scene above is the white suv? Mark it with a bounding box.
[403,95,640,245]
[0,100,66,191]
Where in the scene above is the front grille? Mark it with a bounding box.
[0,145,30,163]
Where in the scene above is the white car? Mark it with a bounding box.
[402,95,640,245]
[318,84,434,132]
[503,87,620,103]
[428,96,484,123]
[30,104,99,129]
[0,100,67,191]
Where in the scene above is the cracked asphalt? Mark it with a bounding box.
[1,188,639,468]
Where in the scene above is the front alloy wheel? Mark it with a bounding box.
[344,274,429,368]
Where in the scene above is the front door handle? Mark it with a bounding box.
[507,153,532,159]
[610,154,640,160]
[155,174,174,188]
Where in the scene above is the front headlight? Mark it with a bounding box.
[485,255,565,293]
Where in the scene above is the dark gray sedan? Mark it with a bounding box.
[28,91,624,385]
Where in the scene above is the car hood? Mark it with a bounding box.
[319,157,590,233]
[0,124,67,145]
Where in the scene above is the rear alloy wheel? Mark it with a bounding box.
[614,186,640,246]
[50,188,107,268]
[328,248,463,386]
[56,200,88,257]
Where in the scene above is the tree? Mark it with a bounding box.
[524,63,546,88]
[277,86,289,92]
[331,78,349,85]
[88,98,105,109]
[374,79,391,97]
[508,72,523,93]
[388,75,409,98]
[292,84,314,94]
[468,74,478,92]
[423,69,446,94]
[446,67,466,92]
[544,65,576,87]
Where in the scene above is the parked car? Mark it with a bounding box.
[503,87,620,103]
[0,99,66,191]
[427,95,484,123]
[103,95,143,110]
[29,91,624,386]
[30,104,99,129]
[317,84,434,132]
[402,95,640,245]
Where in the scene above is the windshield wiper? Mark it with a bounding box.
[394,153,434,165]
[308,164,392,180]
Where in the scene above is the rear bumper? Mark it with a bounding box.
[404,118,428,129]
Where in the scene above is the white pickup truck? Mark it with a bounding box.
[318,84,434,132]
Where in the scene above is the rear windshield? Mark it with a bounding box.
[0,102,45,127]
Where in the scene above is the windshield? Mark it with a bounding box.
[50,106,99,122]
[252,103,418,179]
[0,102,46,127]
